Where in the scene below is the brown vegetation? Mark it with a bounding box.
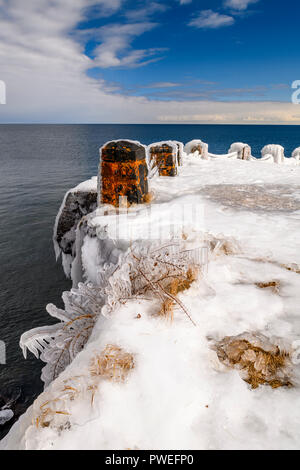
[215,333,292,389]
[90,344,135,382]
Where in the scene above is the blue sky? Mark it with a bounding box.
[85,0,297,103]
[0,0,299,123]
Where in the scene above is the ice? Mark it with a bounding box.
[184,139,209,159]
[228,142,254,161]
[261,145,285,164]
[292,147,300,160]
[0,410,14,426]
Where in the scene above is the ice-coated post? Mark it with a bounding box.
[150,143,178,177]
[191,144,202,155]
[241,146,251,160]
[175,142,184,166]
[99,140,149,207]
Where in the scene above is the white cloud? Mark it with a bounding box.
[224,0,259,11]
[125,2,168,21]
[92,22,166,68]
[189,10,234,29]
[157,101,300,124]
[179,0,193,4]
[146,82,181,88]
[0,1,298,125]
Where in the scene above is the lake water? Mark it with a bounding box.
[0,123,300,438]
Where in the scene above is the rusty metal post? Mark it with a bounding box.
[99,140,148,207]
[149,143,177,177]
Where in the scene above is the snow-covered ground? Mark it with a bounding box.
[2,150,300,450]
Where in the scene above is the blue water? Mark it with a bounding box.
[0,123,299,437]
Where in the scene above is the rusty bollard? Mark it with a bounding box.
[99,140,148,207]
[149,142,178,177]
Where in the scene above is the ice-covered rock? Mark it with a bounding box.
[0,410,14,426]
[53,177,97,277]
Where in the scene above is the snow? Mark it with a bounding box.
[3,143,300,450]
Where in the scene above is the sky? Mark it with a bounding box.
[0,0,300,124]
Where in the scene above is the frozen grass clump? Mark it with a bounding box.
[214,332,293,389]
[158,267,199,322]
[255,280,281,294]
[20,238,206,385]
[33,344,134,430]
[90,345,134,382]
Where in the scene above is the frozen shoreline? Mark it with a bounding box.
[2,148,300,450]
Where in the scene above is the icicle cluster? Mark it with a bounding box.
[20,235,240,387]
[20,264,116,387]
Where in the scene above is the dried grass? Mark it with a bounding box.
[214,333,292,389]
[90,344,135,382]
[157,266,199,322]
[281,263,300,275]
[34,344,134,429]
[255,280,281,294]
[35,399,71,429]
[143,191,155,204]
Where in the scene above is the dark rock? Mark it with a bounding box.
[55,190,97,256]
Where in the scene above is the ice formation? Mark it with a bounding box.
[4,138,300,450]
[228,142,253,161]
[184,139,209,159]
[0,410,14,426]
[53,177,97,277]
[292,147,300,161]
[261,144,285,164]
